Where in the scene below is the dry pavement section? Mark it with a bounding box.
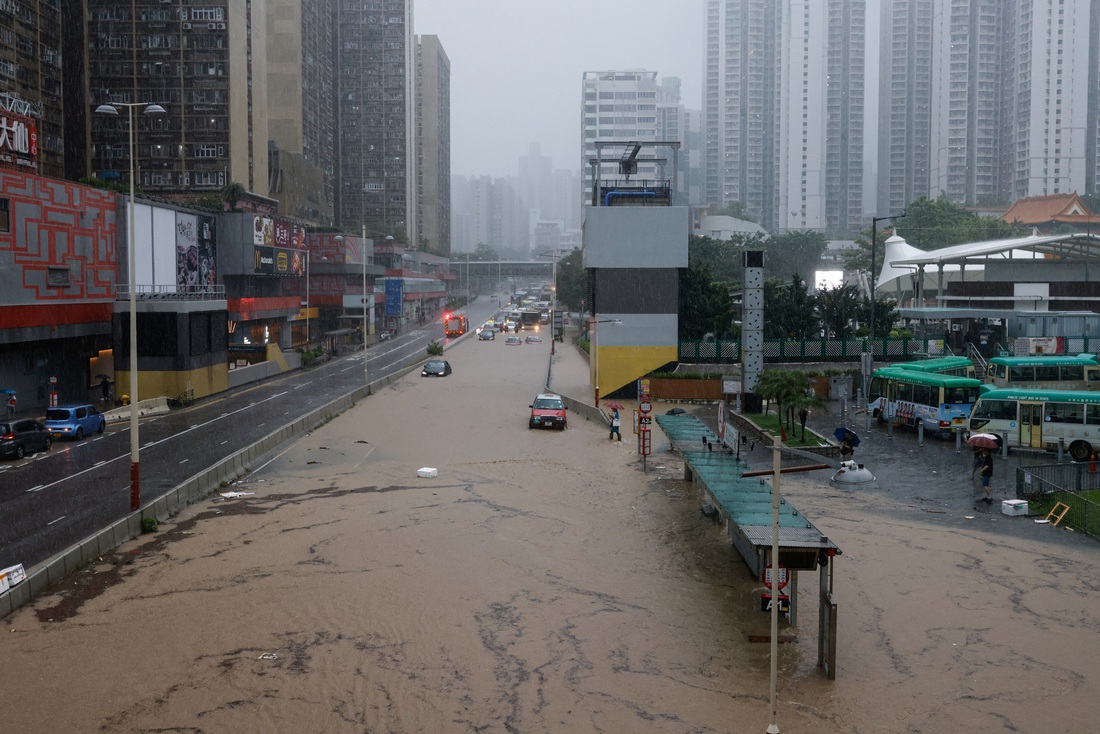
[1,334,1098,732]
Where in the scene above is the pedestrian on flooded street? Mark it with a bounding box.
[979,448,994,503]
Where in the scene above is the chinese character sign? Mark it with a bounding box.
[0,111,38,171]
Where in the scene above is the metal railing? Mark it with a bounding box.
[678,336,933,363]
[115,284,226,301]
[1015,463,1100,541]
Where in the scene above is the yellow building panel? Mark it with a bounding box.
[116,364,229,403]
[591,345,678,398]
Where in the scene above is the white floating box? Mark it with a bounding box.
[417,467,438,478]
[1001,499,1028,516]
[0,563,26,589]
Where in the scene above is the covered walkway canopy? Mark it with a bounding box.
[876,231,1100,308]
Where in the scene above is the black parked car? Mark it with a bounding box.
[0,419,53,459]
[421,359,452,377]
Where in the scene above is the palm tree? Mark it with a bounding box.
[221,182,246,212]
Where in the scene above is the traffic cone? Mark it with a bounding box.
[1090,451,1097,474]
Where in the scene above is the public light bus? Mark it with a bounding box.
[983,354,1100,391]
[869,367,983,439]
[891,356,976,378]
[967,387,1100,461]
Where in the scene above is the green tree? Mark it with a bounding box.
[688,232,769,284]
[679,263,735,339]
[764,275,820,339]
[816,283,863,339]
[473,242,499,260]
[857,296,901,338]
[763,230,828,284]
[754,369,808,435]
[554,247,587,313]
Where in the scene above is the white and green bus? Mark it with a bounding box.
[869,367,983,439]
[967,387,1100,460]
[984,354,1100,391]
[891,356,976,379]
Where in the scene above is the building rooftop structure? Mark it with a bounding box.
[1001,194,1100,233]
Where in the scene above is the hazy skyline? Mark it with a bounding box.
[415,0,705,179]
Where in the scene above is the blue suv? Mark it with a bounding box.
[44,404,106,440]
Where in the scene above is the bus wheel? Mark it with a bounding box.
[1069,441,1093,462]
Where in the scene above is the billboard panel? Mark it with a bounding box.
[177,212,218,291]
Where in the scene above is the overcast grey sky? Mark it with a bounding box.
[415,0,705,179]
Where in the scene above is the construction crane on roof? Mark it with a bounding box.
[619,142,642,178]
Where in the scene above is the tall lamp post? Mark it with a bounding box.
[535,250,559,353]
[95,101,166,512]
[867,211,905,427]
[362,226,370,391]
[305,250,311,350]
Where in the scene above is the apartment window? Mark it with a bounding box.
[0,197,9,232]
[190,7,224,21]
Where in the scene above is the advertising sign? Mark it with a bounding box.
[254,246,276,274]
[385,278,404,317]
[253,245,300,276]
[252,216,273,246]
[0,110,38,172]
[175,213,218,292]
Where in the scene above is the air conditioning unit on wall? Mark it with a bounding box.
[216,23,226,29]
[182,22,191,29]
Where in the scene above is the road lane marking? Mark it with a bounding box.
[47,516,66,525]
[23,388,292,494]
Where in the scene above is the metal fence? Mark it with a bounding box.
[679,337,935,363]
[1015,463,1100,541]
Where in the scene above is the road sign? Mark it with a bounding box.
[638,427,651,456]
[760,593,790,614]
[639,400,651,413]
[761,565,789,590]
[639,415,652,426]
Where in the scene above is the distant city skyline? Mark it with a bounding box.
[414,0,704,178]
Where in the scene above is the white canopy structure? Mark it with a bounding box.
[874,230,1100,311]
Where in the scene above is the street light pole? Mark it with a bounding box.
[95,101,165,512]
[305,250,311,350]
[362,225,370,393]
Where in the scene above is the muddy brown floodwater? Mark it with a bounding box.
[2,334,1099,733]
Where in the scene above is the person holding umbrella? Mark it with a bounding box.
[966,433,1002,495]
[833,427,859,462]
[978,448,994,503]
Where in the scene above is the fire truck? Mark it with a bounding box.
[444,313,469,337]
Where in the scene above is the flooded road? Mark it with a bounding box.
[2,337,1099,732]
